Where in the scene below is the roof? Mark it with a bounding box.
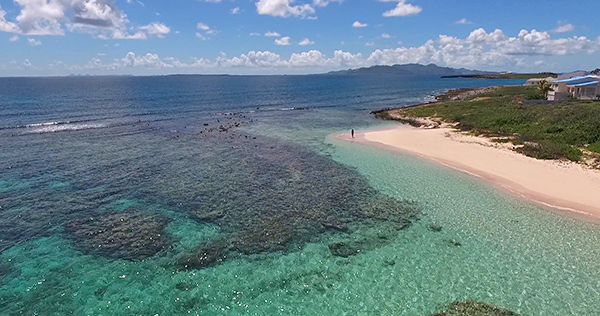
[554,76,590,83]
[569,81,599,87]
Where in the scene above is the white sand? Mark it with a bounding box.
[342,126,600,219]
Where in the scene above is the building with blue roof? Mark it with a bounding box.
[548,74,600,101]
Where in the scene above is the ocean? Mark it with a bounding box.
[0,75,599,315]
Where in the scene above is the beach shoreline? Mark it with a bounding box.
[337,125,600,222]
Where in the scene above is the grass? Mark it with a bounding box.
[400,86,600,162]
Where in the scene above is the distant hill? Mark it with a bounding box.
[325,63,495,76]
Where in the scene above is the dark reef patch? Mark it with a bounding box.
[158,129,421,269]
[430,300,521,316]
[65,211,170,260]
[329,242,361,258]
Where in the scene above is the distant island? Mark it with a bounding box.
[441,73,558,79]
[326,63,494,76]
[325,63,558,80]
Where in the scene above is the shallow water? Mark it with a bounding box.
[1,75,599,315]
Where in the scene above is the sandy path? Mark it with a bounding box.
[339,126,600,220]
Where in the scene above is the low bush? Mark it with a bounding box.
[516,141,581,161]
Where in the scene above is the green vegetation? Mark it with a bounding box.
[400,86,600,162]
[537,80,552,99]
[588,142,600,154]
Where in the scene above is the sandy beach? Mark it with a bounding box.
[341,125,600,220]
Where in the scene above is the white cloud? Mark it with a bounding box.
[298,38,314,45]
[0,5,19,33]
[365,41,375,46]
[197,22,210,31]
[249,32,261,36]
[1,0,162,39]
[466,28,506,44]
[196,22,214,39]
[9,35,19,41]
[122,52,172,68]
[139,22,170,38]
[23,59,32,69]
[288,50,326,66]
[265,31,281,37]
[381,33,391,38]
[312,0,342,7]
[28,37,41,46]
[380,0,422,17]
[275,36,291,45]
[231,7,240,14]
[255,0,315,18]
[551,23,574,33]
[352,21,367,28]
[456,18,472,25]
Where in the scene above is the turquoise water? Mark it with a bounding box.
[1,76,599,315]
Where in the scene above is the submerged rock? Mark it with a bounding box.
[65,211,170,260]
[177,241,231,269]
[329,242,361,258]
[0,261,11,281]
[446,239,462,247]
[429,225,442,232]
[430,300,521,316]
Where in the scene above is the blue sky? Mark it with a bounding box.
[1,0,599,76]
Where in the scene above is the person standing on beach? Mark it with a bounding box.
[351,129,354,138]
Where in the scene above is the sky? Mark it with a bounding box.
[0,0,599,76]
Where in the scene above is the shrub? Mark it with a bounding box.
[516,141,581,161]
[588,142,600,153]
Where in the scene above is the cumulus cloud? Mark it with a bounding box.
[197,22,210,31]
[255,0,315,18]
[9,35,19,41]
[231,7,240,14]
[0,5,19,33]
[551,23,574,33]
[265,31,281,37]
[312,0,342,7]
[381,33,391,38]
[28,37,41,46]
[139,22,170,38]
[365,41,375,46]
[275,36,291,45]
[88,49,366,70]
[352,21,367,28]
[196,22,214,39]
[122,52,172,68]
[456,18,472,25]
[298,38,314,45]
[0,0,166,39]
[380,0,422,17]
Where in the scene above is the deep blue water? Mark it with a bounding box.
[10,75,600,316]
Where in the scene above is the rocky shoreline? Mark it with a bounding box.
[371,86,499,128]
